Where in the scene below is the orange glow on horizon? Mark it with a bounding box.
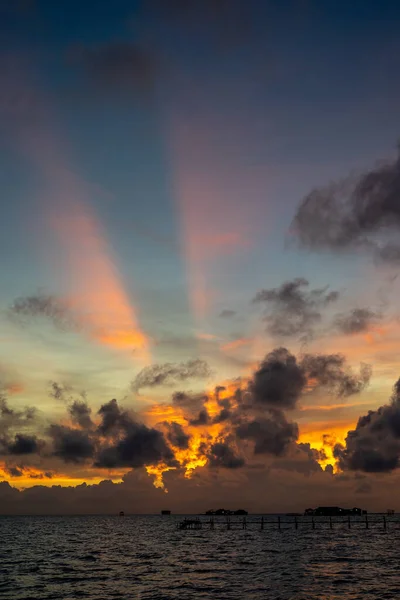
[0,464,125,490]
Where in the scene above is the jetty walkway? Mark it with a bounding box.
[177,514,400,531]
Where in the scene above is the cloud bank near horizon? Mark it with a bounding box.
[0,346,375,501]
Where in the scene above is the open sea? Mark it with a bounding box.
[1,515,399,600]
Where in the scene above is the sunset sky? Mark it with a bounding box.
[1,0,400,513]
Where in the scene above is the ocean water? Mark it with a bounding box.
[1,515,399,600]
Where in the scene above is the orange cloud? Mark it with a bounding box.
[145,463,177,490]
[144,404,187,426]
[298,420,354,471]
[299,419,354,438]
[299,402,366,412]
[197,331,220,341]
[5,383,24,395]
[320,319,400,366]
[143,391,231,490]
[221,337,252,352]
[363,324,390,344]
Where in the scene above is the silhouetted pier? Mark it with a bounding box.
[177,514,400,532]
[178,518,202,530]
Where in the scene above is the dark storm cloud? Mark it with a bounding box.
[189,408,210,426]
[291,146,400,263]
[271,443,323,475]
[4,466,24,477]
[377,243,400,262]
[48,425,95,464]
[213,407,232,424]
[334,378,400,473]
[0,396,179,471]
[165,421,190,450]
[95,423,176,469]
[219,309,236,318]
[215,385,226,399]
[69,42,158,97]
[132,359,212,392]
[248,348,306,409]
[5,434,41,455]
[97,399,133,436]
[68,400,93,430]
[207,440,245,469]
[236,412,299,456]
[28,471,53,480]
[253,278,339,339]
[172,391,208,414]
[334,308,380,335]
[297,442,326,463]
[0,347,370,477]
[216,392,231,410]
[0,397,36,434]
[0,393,45,456]
[94,399,178,469]
[246,348,371,411]
[0,397,17,419]
[301,353,372,397]
[178,349,369,465]
[48,381,72,401]
[9,294,77,331]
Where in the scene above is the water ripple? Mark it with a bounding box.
[0,515,398,599]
